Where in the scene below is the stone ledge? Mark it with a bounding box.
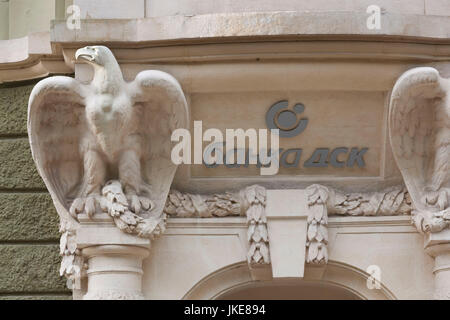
[52,12,450,44]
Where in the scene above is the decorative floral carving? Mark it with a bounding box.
[59,221,86,289]
[164,185,269,265]
[243,185,269,265]
[306,184,412,265]
[101,180,166,239]
[306,184,329,265]
[164,190,241,218]
[329,186,411,216]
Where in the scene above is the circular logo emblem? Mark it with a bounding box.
[266,101,308,137]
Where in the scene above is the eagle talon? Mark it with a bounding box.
[423,189,449,211]
[126,194,154,214]
[69,195,101,219]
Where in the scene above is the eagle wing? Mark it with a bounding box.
[389,67,447,211]
[130,70,189,215]
[28,76,87,224]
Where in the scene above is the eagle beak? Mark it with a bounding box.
[75,47,96,62]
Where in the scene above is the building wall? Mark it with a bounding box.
[0,0,448,300]
[0,0,70,40]
[0,82,71,299]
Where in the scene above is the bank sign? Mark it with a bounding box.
[171,100,369,176]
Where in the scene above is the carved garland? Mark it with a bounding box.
[305,185,411,265]
[164,184,270,266]
[306,185,329,265]
[59,221,85,290]
[243,185,269,266]
[58,183,412,285]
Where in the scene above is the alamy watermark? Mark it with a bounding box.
[366,265,382,289]
[171,122,281,176]
[66,5,81,30]
[366,5,381,30]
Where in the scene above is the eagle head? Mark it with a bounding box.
[75,45,123,91]
[75,45,115,67]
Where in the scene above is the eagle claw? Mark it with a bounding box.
[126,194,154,214]
[423,189,449,211]
[69,195,100,218]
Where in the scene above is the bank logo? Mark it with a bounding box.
[266,101,308,137]
[170,99,369,175]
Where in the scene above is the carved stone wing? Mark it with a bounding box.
[129,70,189,216]
[389,67,448,212]
[28,76,87,224]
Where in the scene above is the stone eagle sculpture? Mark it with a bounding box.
[28,45,188,238]
[389,67,449,233]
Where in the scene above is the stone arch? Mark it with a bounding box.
[183,260,396,300]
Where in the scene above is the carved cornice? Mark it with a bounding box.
[52,13,450,45]
[0,32,72,84]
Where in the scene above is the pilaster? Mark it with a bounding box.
[76,214,150,300]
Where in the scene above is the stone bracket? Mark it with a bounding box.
[265,189,309,279]
[75,214,151,300]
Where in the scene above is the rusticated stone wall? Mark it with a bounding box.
[0,82,71,300]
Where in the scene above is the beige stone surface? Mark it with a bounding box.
[0,32,51,64]
[425,0,450,16]
[266,190,308,278]
[141,216,433,299]
[8,0,55,39]
[143,232,246,299]
[328,218,434,299]
[146,0,427,17]
[4,0,447,299]
[51,12,450,43]
[73,0,145,19]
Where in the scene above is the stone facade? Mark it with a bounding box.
[0,84,70,299]
[0,0,449,300]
